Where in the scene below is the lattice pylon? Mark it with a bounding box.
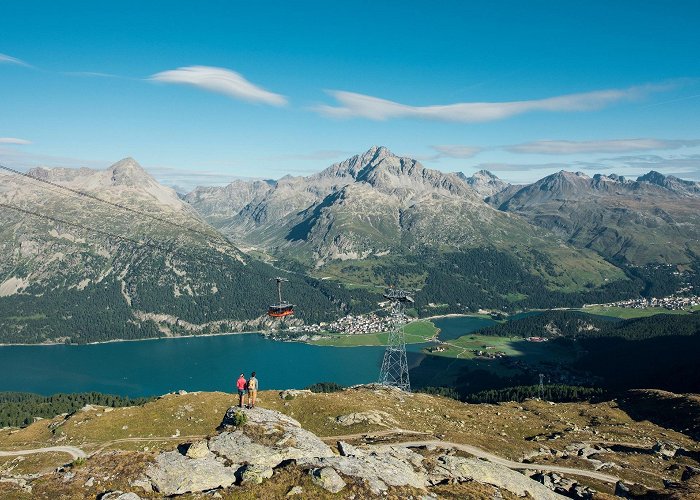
[378,292,411,392]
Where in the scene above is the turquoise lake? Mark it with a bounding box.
[0,316,496,397]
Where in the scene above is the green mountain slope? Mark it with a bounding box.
[0,159,372,344]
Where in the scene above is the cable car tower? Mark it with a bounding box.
[268,277,294,318]
[378,288,413,392]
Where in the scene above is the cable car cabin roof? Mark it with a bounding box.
[268,302,294,317]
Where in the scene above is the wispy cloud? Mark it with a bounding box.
[430,144,482,159]
[0,137,31,145]
[0,53,30,67]
[150,66,287,106]
[314,83,676,122]
[508,138,700,154]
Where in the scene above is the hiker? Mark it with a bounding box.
[247,371,258,408]
[236,372,247,408]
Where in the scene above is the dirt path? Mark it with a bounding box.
[91,435,207,454]
[0,446,86,460]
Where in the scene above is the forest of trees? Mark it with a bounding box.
[0,392,154,428]
[408,249,647,314]
[417,384,604,403]
[0,245,380,344]
[464,384,605,404]
[479,310,700,341]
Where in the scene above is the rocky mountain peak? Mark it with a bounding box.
[108,157,152,186]
[460,170,510,198]
[636,170,700,195]
[637,170,668,185]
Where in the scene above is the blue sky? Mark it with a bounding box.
[2,0,700,189]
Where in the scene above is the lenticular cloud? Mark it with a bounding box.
[150,66,287,106]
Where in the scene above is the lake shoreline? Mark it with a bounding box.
[0,329,264,348]
[0,315,471,348]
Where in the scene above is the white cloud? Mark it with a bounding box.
[431,144,482,158]
[314,83,676,122]
[150,66,287,106]
[0,53,30,67]
[0,137,31,145]
[508,138,700,154]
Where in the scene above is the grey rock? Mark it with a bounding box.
[428,455,564,499]
[239,463,274,485]
[615,481,631,497]
[310,466,346,493]
[145,450,237,495]
[301,445,425,494]
[211,407,334,468]
[335,410,398,427]
[185,439,210,459]
[286,485,304,496]
[338,440,365,457]
[99,492,142,500]
[128,477,152,493]
[279,389,312,400]
[653,441,681,458]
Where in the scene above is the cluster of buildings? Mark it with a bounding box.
[588,293,699,311]
[472,349,506,359]
[324,313,393,334]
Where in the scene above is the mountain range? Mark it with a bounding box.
[1,147,699,343]
[186,147,699,303]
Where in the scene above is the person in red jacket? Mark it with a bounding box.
[236,373,247,408]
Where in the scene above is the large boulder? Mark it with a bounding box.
[210,406,335,468]
[145,450,238,496]
[185,440,210,459]
[310,467,346,493]
[300,445,426,494]
[335,410,398,427]
[239,463,274,485]
[428,455,565,500]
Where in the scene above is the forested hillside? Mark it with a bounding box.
[0,392,154,427]
[479,310,700,340]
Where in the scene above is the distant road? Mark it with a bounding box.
[0,446,86,460]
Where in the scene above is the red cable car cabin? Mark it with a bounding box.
[268,302,294,318]
[268,277,294,318]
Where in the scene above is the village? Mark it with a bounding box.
[284,312,393,336]
[586,293,700,311]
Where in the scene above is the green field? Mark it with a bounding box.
[308,320,437,347]
[576,305,694,319]
[422,333,581,378]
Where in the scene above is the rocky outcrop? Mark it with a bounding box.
[300,445,426,494]
[212,407,335,467]
[427,455,565,499]
[335,410,398,427]
[145,450,238,495]
[144,405,581,498]
[278,389,312,400]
